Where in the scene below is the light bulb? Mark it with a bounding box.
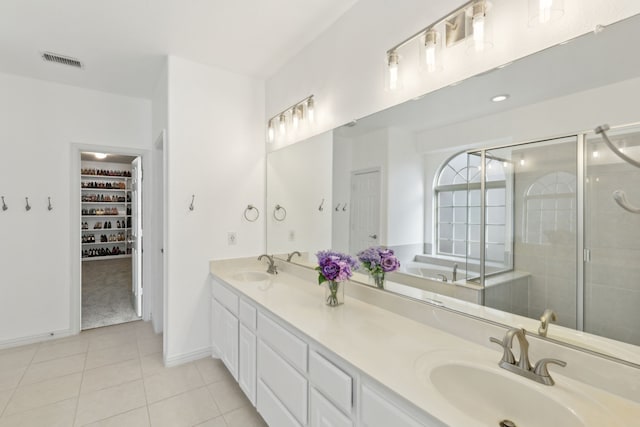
[94,153,107,160]
[279,114,286,136]
[473,14,485,51]
[267,120,275,142]
[424,29,438,73]
[387,51,399,91]
[292,108,300,130]
[592,150,599,158]
[520,158,525,166]
[307,98,315,123]
[539,0,553,24]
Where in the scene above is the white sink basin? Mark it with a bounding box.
[231,271,271,283]
[414,352,621,427]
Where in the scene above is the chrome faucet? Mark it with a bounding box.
[436,273,448,282]
[452,263,458,282]
[286,251,302,262]
[258,254,278,274]
[490,327,566,386]
[538,309,557,337]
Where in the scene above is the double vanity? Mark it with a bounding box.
[210,257,640,427]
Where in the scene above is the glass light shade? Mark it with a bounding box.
[307,98,315,123]
[419,29,442,73]
[528,0,564,26]
[267,119,275,142]
[279,113,287,136]
[467,1,493,52]
[385,51,402,91]
[292,106,300,130]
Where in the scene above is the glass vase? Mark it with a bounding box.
[324,281,344,307]
[370,271,385,289]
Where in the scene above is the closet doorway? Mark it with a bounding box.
[80,151,143,329]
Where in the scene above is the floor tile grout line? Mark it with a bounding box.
[0,343,40,419]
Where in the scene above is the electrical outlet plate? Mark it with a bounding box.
[227,232,237,245]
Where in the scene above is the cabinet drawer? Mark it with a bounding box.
[258,312,307,371]
[310,387,353,427]
[212,281,239,315]
[258,340,308,425]
[257,380,302,427]
[309,351,352,414]
[239,299,257,330]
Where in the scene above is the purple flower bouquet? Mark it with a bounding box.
[356,247,400,289]
[315,250,359,306]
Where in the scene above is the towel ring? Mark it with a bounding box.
[273,204,287,221]
[244,205,260,222]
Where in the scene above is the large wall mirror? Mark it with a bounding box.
[266,13,640,366]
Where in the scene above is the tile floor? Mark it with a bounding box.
[0,321,267,427]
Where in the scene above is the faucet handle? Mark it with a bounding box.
[533,358,567,377]
[490,336,516,364]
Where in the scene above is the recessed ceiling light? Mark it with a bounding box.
[94,153,107,160]
[491,94,510,103]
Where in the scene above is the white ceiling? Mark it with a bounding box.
[0,0,358,99]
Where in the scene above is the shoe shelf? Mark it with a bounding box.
[80,166,133,262]
[81,188,131,192]
[82,242,128,246]
[82,254,132,262]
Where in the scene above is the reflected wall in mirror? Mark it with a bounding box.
[266,13,640,364]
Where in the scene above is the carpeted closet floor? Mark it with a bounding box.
[82,257,140,330]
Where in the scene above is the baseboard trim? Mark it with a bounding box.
[164,346,212,367]
[0,328,75,350]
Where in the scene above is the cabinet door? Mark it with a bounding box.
[361,385,424,427]
[213,299,239,381]
[239,324,256,405]
[310,388,352,427]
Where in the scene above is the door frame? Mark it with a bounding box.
[70,143,152,333]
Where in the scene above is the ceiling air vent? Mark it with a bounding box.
[41,51,83,69]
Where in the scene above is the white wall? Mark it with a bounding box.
[165,56,265,364]
[0,72,151,345]
[387,128,424,249]
[267,132,333,257]
[266,0,640,146]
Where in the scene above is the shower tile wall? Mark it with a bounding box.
[512,141,578,329]
[585,162,640,346]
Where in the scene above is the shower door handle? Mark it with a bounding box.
[583,249,591,262]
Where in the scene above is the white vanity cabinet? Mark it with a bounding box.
[238,299,257,405]
[211,298,239,380]
[211,278,439,427]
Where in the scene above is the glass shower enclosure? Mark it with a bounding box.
[467,123,640,346]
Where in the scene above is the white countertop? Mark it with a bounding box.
[210,258,640,427]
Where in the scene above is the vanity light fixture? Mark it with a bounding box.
[384,0,496,90]
[307,97,315,123]
[267,119,275,142]
[279,113,287,136]
[529,0,564,26]
[491,94,509,102]
[420,28,442,73]
[468,0,492,52]
[265,95,315,142]
[386,51,401,91]
[94,153,107,160]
